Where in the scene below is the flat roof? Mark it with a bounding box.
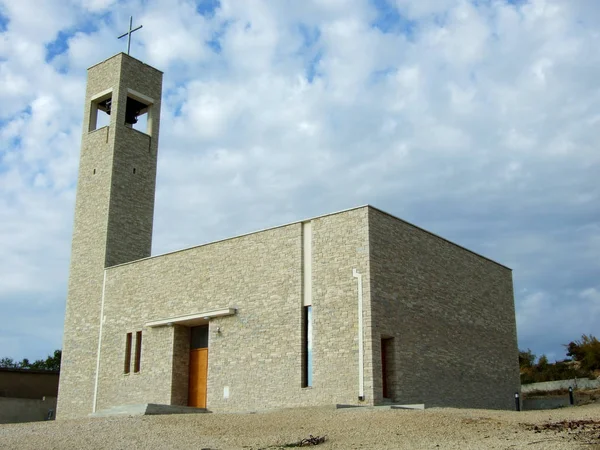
[87,52,163,73]
[368,206,511,270]
[107,205,510,271]
[0,367,59,375]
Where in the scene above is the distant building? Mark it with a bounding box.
[57,53,520,419]
[0,368,59,423]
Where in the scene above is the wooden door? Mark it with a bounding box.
[188,348,208,408]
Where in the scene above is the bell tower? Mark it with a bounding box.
[57,53,162,418]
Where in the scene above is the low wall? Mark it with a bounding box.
[521,378,600,393]
[522,396,571,411]
[0,397,57,424]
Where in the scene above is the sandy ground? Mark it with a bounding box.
[1,403,599,449]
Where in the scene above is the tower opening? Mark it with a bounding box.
[125,91,153,135]
[125,97,147,125]
[89,92,112,131]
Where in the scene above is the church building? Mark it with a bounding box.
[57,53,520,419]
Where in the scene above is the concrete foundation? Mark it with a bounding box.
[91,403,208,417]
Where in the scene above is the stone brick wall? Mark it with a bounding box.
[311,208,373,404]
[58,53,162,419]
[106,54,162,267]
[95,208,370,413]
[170,325,191,406]
[0,397,57,424]
[368,207,520,410]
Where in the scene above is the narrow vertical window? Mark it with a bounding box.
[124,332,132,374]
[381,337,395,399]
[134,331,142,373]
[302,306,313,387]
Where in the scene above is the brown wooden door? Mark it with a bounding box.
[188,348,208,408]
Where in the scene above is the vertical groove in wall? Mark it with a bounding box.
[302,221,312,307]
[365,207,376,403]
[301,221,313,387]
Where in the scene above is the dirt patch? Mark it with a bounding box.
[259,435,327,449]
[2,403,600,449]
[523,419,600,447]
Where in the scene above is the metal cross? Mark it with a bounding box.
[117,16,143,55]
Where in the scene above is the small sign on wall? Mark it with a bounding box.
[223,386,229,399]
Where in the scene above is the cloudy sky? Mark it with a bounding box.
[1,0,598,364]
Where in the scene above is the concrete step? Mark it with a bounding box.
[91,403,209,418]
[390,404,425,410]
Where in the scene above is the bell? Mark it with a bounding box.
[125,109,139,125]
[125,97,147,125]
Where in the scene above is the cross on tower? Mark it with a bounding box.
[117,16,143,55]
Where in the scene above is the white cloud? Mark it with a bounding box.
[0,0,77,41]
[394,0,458,19]
[0,0,599,362]
[79,0,117,12]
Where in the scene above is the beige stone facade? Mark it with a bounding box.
[58,53,162,419]
[368,208,520,410]
[58,54,519,419]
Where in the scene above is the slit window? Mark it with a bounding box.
[124,332,132,374]
[134,331,142,373]
[302,306,313,387]
[381,337,395,399]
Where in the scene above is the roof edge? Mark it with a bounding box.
[106,205,370,270]
[106,204,510,271]
[367,205,512,271]
[87,52,163,73]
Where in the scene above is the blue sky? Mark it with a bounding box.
[0,0,599,365]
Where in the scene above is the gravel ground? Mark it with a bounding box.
[1,403,599,449]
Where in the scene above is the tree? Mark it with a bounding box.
[537,354,549,369]
[37,349,61,371]
[0,350,61,371]
[566,334,600,372]
[0,357,19,368]
[519,349,536,369]
[519,347,589,384]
